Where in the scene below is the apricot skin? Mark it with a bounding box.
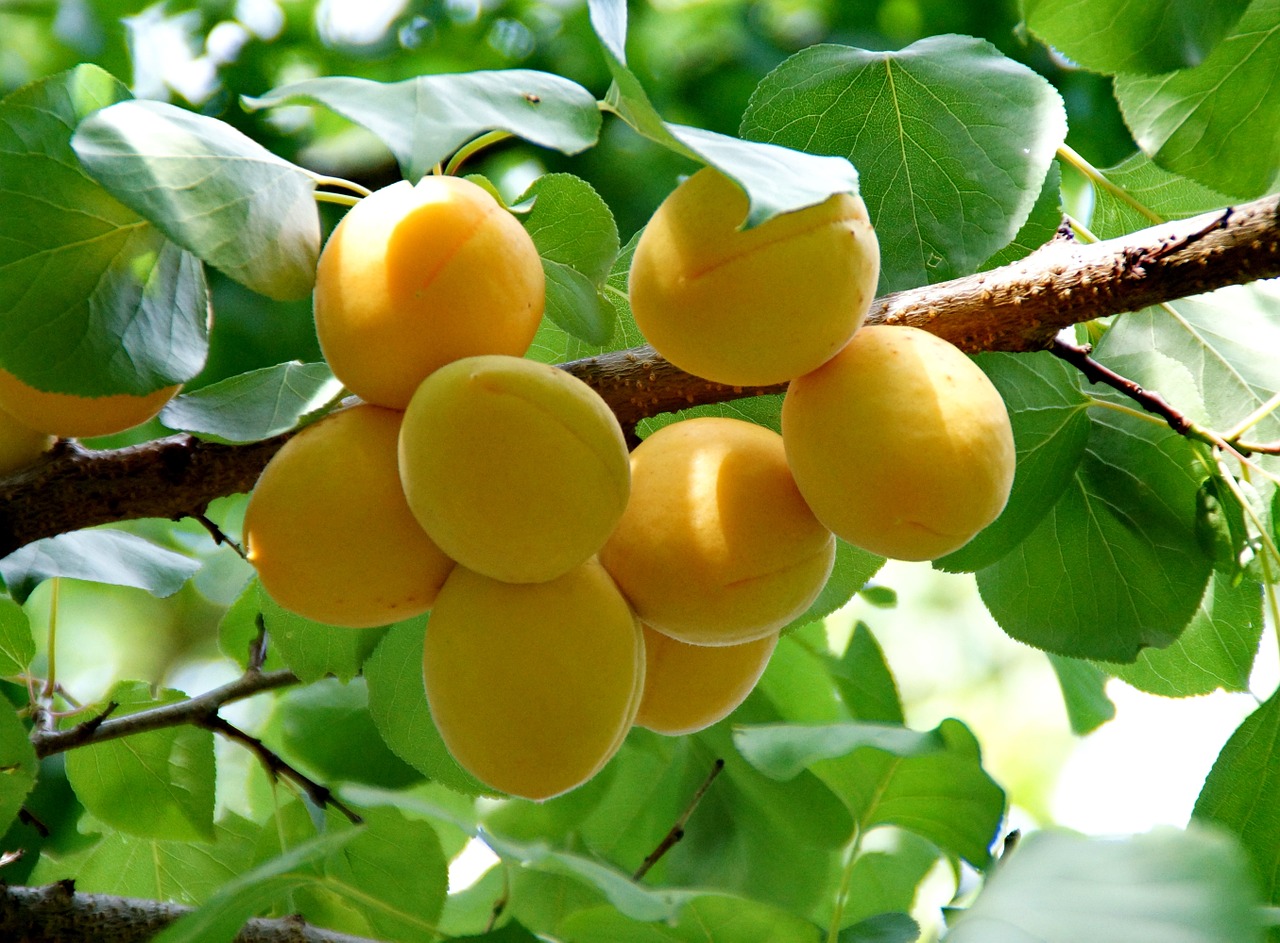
[0,369,177,439]
[244,404,454,628]
[782,325,1016,561]
[0,403,54,476]
[598,416,835,646]
[398,355,630,584]
[628,167,879,387]
[313,176,545,409]
[636,625,778,735]
[423,560,644,800]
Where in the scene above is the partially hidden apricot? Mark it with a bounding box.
[398,355,630,584]
[0,369,177,439]
[313,176,545,409]
[423,560,644,800]
[636,625,778,735]
[244,404,454,628]
[0,402,54,476]
[782,325,1016,561]
[599,416,835,646]
[628,167,879,387]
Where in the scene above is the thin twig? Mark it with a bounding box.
[633,758,725,881]
[1050,338,1200,438]
[191,511,248,560]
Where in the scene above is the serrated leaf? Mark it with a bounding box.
[981,162,1062,270]
[944,828,1264,943]
[519,173,619,285]
[217,578,284,672]
[258,585,387,684]
[0,529,199,604]
[0,694,37,838]
[0,596,35,674]
[363,616,493,796]
[936,351,1091,573]
[1105,574,1263,697]
[0,64,209,396]
[1024,0,1251,74]
[542,261,616,346]
[1089,152,1232,240]
[742,37,1066,292]
[160,362,342,444]
[1114,0,1280,199]
[244,71,601,183]
[1048,654,1116,735]
[64,682,215,842]
[1193,686,1280,909]
[72,99,320,300]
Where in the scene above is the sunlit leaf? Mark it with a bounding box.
[0,596,35,674]
[160,362,342,444]
[258,586,387,684]
[0,694,37,838]
[1088,152,1232,240]
[784,540,885,633]
[0,529,199,604]
[558,894,821,942]
[1048,654,1116,735]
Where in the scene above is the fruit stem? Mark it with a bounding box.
[314,191,361,207]
[308,173,372,197]
[444,130,514,176]
[825,824,863,943]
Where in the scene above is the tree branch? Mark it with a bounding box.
[0,195,1276,559]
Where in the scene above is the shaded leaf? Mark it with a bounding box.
[1048,654,1116,734]
[840,912,921,943]
[558,894,821,943]
[542,261,616,346]
[258,586,387,684]
[0,694,37,839]
[0,597,35,675]
[786,540,885,633]
[742,37,1067,292]
[160,362,342,444]
[0,529,199,604]
[73,99,320,300]
[832,623,905,725]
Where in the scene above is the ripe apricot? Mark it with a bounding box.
[636,625,777,735]
[398,355,630,584]
[0,403,54,476]
[244,404,454,628]
[782,325,1016,561]
[628,167,879,387]
[0,369,177,439]
[598,416,835,645]
[313,176,545,409]
[423,560,644,800]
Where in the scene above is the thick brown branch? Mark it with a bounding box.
[0,882,381,943]
[0,195,1276,558]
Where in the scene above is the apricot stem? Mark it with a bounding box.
[445,130,514,176]
[633,757,724,881]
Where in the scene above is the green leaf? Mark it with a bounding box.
[244,71,601,183]
[832,623,905,725]
[0,694,38,838]
[1104,574,1263,697]
[160,362,342,444]
[980,162,1063,271]
[786,540,885,633]
[975,391,1213,662]
[0,64,208,396]
[542,261,616,347]
[1048,654,1116,735]
[840,912,922,943]
[1194,686,1280,908]
[735,723,948,782]
[944,827,1264,943]
[72,99,320,300]
[1088,152,1232,240]
[217,578,284,673]
[449,926,542,943]
[558,894,822,942]
[64,682,215,842]
[1024,0,1251,74]
[1114,0,1280,199]
[519,173,620,286]
[0,530,199,604]
[936,351,1091,573]
[363,616,494,796]
[0,597,36,674]
[741,36,1067,292]
[259,585,388,684]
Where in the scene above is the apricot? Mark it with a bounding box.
[0,369,177,439]
[628,167,879,387]
[0,403,54,476]
[244,404,454,628]
[636,625,777,735]
[313,175,545,409]
[598,416,835,645]
[423,559,644,800]
[782,325,1016,561]
[398,354,630,584]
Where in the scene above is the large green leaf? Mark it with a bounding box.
[244,70,601,183]
[0,65,208,396]
[830,623,905,725]
[1048,654,1117,735]
[1024,0,1251,74]
[0,694,37,839]
[72,99,321,300]
[980,161,1063,271]
[944,828,1264,943]
[1193,687,1280,907]
[741,36,1067,292]
[586,0,860,227]
[0,529,199,604]
[160,362,342,444]
[936,351,1091,573]
[1088,152,1232,240]
[64,682,215,842]
[1114,0,1280,199]
[258,585,388,684]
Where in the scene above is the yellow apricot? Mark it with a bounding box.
[313,176,545,409]
[244,404,454,628]
[398,354,630,584]
[0,369,177,439]
[636,624,777,735]
[0,402,54,476]
[782,325,1016,561]
[598,416,835,645]
[628,167,879,387]
[423,560,644,800]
